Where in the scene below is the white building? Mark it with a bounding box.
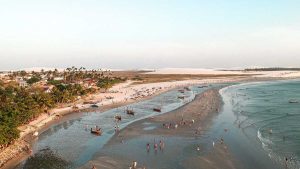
[18,79,28,87]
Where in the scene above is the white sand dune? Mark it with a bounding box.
[147,68,251,75]
[147,68,300,78]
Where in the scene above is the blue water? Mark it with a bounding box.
[220,80,300,168]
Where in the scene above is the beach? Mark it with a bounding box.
[2,72,300,169]
[1,77,239,169]
[80,88,242,169]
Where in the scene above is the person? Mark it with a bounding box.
[221,138,224,144]
[154,143,158,151]
[92,165,96,169]
[147,143,150,152]
[197,145,200,151]
[213,141,215,147]
[132,161,137,169]
[159,140,164,151]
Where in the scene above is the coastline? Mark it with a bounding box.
[80,88,241,169]
[0,78,238,169]
[3,76,298,168]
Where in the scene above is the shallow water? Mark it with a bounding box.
[217,79,300,169]
[15,84,223,168]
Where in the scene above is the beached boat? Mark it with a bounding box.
[91,104,99,108]
[72,105,79,109]
[91,126,102,135]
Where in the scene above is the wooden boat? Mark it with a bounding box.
[153,107,161,112]
[91,126,102,135]
[184,87,191,91]
[126,108,135,116]
[178,89,185,93]
[115,115,122,121]
[72,105,79,110]
[91,104,99,108]
[178,96,185,99]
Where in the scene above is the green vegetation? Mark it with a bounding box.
[97,77,125,90]
[26,75,42,85]
[0,67,125,147]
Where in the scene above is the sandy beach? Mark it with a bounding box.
[1,69,299,169]
[80,88,241,169]
[0,77,240,169]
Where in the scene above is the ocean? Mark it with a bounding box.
[220,79,300,168]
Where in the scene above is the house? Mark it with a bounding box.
[54,77,64,81]
[18,79,28,88]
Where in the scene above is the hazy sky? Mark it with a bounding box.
[0,0,300,70]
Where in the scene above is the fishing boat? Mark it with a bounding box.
[198,85,208,88]
[153,107,161,112]
[91,126,102,135]
[126,108,135,115]
[115,114,122,121]
[184,87,191,91]
[178,96,185,99]
[178,89,185,93]
[72,105,79,110]
[91,104,99,108]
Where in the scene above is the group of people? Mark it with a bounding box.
[162,122,178,129]
[147,139,165,152]
[162,118,195,130]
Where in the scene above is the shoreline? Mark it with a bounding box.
[80,88,241,169]
[1,78,238,169]
[2,76,297,168]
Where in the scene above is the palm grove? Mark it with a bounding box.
[0,67,125,148]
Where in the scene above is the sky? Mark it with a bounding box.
[0,0,300,70]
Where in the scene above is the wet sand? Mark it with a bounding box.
[80,88,241,169]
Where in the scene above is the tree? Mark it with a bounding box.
[27,75,41,85]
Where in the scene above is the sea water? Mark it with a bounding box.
[221,80,300,168]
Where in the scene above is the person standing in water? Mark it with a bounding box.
[146,143,150,152]
[159,140,165,151]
